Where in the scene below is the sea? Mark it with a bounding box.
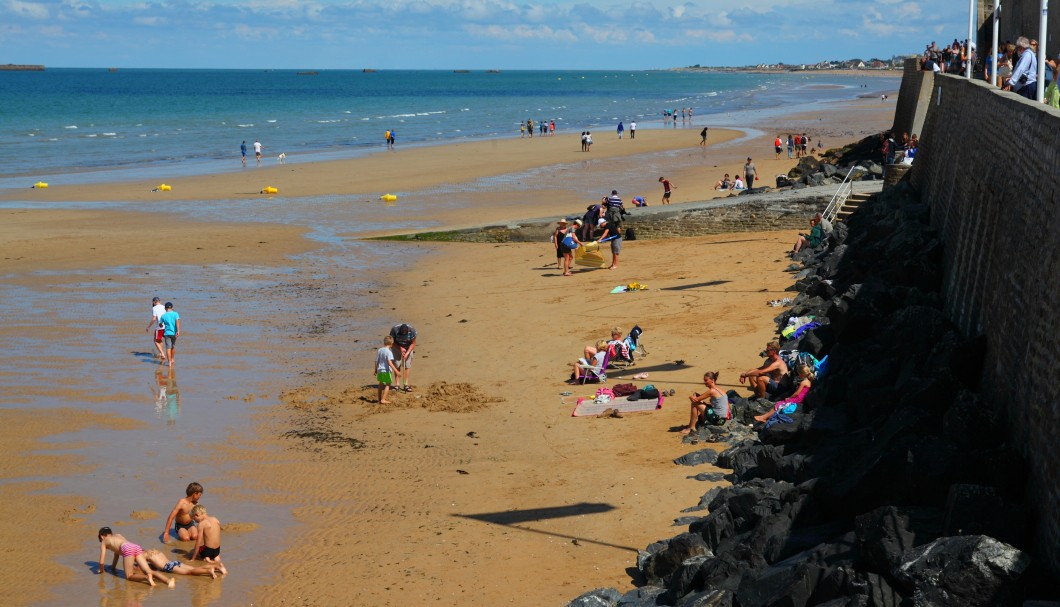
[0,68,898,184]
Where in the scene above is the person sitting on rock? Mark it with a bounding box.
[681,371,729,436]
[739,341,789,399]
[792,214,826,254]
[713,174,732,190]
[755,363,815,422]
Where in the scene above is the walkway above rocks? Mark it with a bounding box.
[377,181,885,243]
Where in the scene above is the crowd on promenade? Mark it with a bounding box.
[924,36,1060,107]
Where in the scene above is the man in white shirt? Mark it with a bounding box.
[146,296,167,362]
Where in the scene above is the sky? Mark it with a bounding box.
[1,0,971,70]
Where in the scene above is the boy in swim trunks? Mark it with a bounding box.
[189,504,228,575]
[138,548,219,578]
[162,482,203,544]
[97,527,174,587]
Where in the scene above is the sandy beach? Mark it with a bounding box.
[0,97,894,606]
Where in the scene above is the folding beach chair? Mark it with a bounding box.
[575,349,611,384]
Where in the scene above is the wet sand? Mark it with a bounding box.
[0,97,895,606]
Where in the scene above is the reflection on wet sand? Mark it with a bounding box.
[152,367,180,425]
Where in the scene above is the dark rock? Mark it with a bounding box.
[687,471,728,482]
[674,515,708,527]
[682,486,723,513]
[566,587,622,607]
[617,586,667,606]
[638,532,711,586]
[942,390,1003,450]
[674,588,735,607]
[696,544,769,592]
[943,484,1028,548]
[893,535,1031,606]
[674,448,719,467]
[822,162,839,178]
[854,505,943,574]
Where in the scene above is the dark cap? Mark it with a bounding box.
[164,302,174,309]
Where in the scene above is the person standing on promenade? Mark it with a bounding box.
[253,140,262,166]
[743,158,758,190]
[1007,37,1038,100]
[160,302,181,367]
[699,126,709,146]
[617,121,624,139]
[146,296,167,363]
[658,176,676,205]
[240,141,247,167]
[389,323,417,392]
[629,120,636,139]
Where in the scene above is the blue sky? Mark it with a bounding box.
[2,0,969,69]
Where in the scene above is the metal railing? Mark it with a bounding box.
[822,166,859,223]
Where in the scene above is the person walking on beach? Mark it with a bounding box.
[786,135,794,159]
[585,131,593,151]
[160,302,181,367]
[800,133,809,157]
[629,120,636,139]
[774,135,783,159]
[597,208,623,270]
[580,131,588,152]
[743,157,758,190]
[549,120,555,136]
[617,122,624,139]
[388,129,396,149]
[146,296,167,362]
[389,323,417,392]
[527,119,534,138]
[240,141,247,167]
[699,127,709,146]
[658,176,676,205]
[253,140,262,166]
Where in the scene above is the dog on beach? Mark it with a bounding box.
[277,152,286,164]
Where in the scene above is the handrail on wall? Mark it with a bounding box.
[822,166,858,223]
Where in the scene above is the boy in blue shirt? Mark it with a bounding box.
[160,302,181,367]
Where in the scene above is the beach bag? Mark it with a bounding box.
[611,383,638,397]
[561,234,578,249]
[639,384,660,400]
[593,387,615,404]
[605,205,623,226]
[625,227,636,241]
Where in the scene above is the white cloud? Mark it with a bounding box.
[134,15,164,25]
[465,23,578,42]
[6,0,50,19]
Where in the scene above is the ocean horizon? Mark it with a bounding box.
[1,68,898,184]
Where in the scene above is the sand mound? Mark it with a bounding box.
[222,522,259,533]
[129,510,156,520]
[281,380,503,414]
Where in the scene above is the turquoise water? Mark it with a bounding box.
[0,68,897,179]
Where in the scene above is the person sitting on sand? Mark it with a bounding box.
[138,548,219,578]
[739,341,789,399]
[732,175,745,190]
[755,364,814,423]
[570,340,608,380]
[98,527,174,588]
[713,174,732,190]
[680,371,729,435]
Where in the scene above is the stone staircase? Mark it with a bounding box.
[836,193,872,221]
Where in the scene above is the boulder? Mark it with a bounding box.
[893,535,1031,606]
[567,588,622,607]
[617,586,668,606]
[674,588,735,607]
[638,532,712,586]
[674,448,719,467]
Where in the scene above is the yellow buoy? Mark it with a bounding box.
[33,181,48,189]
[380,193,397,201]
[261,186,279,194]
[155,184,171,191]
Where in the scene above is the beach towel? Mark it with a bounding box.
[571,395,665,417]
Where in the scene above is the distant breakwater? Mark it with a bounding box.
[0,64,44,71]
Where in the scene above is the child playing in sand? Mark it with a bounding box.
[376,335,400,404]
[162,482,203,544]
[139,548,219,578]
[189,504,228,575]
[97,527,174,587]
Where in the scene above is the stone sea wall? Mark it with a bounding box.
[909,72,1060,576]
[891,58,933,140]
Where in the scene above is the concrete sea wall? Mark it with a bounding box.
[908,71,1060,575]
